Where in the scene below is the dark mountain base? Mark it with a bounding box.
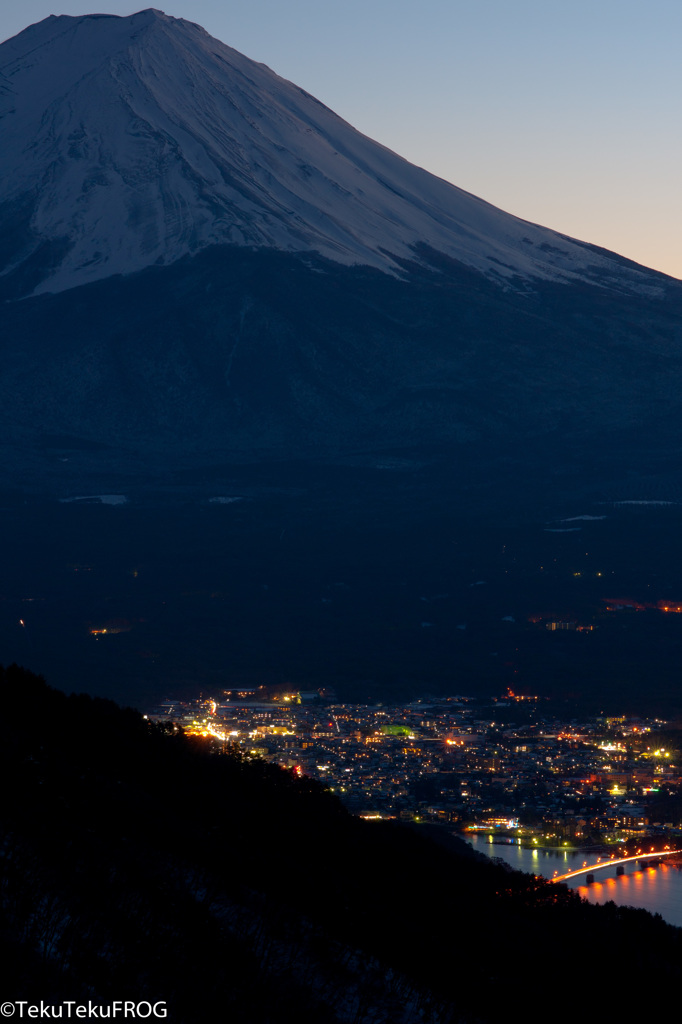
[3,248,682,712]
[2,245,682,507]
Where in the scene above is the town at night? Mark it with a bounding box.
[154,689,682,854]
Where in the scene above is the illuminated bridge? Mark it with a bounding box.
[550,848,682,884]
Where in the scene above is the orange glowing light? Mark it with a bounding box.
[603,597,682,614]
[551,848,682,883]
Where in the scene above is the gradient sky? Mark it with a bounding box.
[2,1,680,279]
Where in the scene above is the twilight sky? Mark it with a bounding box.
[2,1,680,279]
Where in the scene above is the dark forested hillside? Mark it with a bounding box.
[2,663,680,1022]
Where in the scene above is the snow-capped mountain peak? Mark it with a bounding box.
[0,10,667,296]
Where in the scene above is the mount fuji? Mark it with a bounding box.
[1,9,682,502]
[0,7,667,298]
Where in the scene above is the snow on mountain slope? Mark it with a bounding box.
[0,9,666,296]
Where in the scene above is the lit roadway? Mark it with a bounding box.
[550,848,682,883]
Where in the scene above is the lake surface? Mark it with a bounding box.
[466,833,682,929]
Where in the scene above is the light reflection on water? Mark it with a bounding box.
[466,834,682,928]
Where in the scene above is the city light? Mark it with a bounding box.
[145,692,682,851]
